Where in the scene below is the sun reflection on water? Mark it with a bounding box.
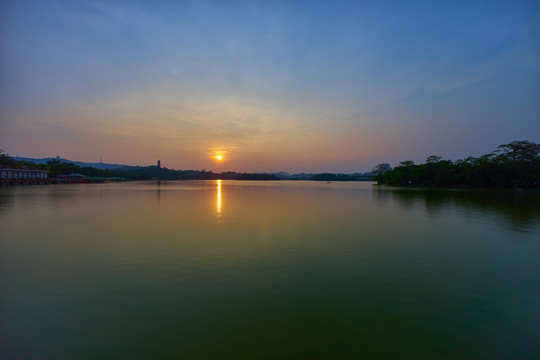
[216,179,222,221]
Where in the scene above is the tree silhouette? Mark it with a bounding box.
[0,149,15,167]
[376,141,539,188]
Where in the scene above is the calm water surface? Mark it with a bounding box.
[1,181,539,359]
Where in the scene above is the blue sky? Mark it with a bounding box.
[1,0,539,172]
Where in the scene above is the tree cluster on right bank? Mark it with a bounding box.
[374,141,540,188]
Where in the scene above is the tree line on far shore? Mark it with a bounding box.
[0,157,275,182]
[3,140,539,187]
[0,151,281,180]
[1,149,373,181]
[374,141,539,188]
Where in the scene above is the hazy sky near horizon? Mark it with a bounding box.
[1,0,539,172]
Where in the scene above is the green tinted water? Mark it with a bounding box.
[1,181,539,359]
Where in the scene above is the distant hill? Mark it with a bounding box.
[13,156,130,170]
[256,171,313,180]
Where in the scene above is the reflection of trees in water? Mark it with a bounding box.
[1,186,103,214]
[374,187,540,230]
[156,180,161,206]
[0,190,15,218]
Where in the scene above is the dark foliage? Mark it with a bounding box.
[0,149,15,167]
[313,173,357,181]
[375,141,540,188]
[1,152,284,180]
[234,173,279,180]
[1,149,48,170]
[35,159,279,181]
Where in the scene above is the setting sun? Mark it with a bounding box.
[216,154,223,161]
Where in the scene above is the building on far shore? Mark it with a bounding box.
[0,168,49,185]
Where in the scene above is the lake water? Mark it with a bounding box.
[1,181,539,359]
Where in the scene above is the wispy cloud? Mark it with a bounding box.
[1,0,539,171]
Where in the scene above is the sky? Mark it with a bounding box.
[1,0,539,173]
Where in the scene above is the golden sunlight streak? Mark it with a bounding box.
[216,179,222,219]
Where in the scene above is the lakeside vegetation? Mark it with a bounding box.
[0,150,282,181]
[3,140,539,187]
[312,173,372,181]
[374,141,539,188]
